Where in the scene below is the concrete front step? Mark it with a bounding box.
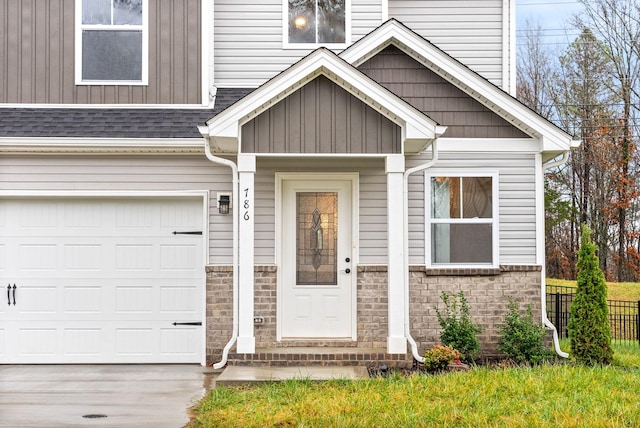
[215,365,369,386]
[227,347,414,368]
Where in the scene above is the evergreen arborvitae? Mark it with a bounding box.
[568,225,613,365]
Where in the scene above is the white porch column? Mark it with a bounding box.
[386,154,407,353]
[236,154,256,353]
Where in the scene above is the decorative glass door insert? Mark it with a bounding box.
[280,176,354,339]
[296,192,337,285]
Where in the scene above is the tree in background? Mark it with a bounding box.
[576,0,640,281]
[518,1,640,281]
[568,225,613,365]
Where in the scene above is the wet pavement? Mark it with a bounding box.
[216,365,368,386]
[0,365,217,428]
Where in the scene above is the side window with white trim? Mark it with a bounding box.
[427,173,499,267]
[77,0,148,85]
[285,0,349,48]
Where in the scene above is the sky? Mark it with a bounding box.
[516,0,585,49]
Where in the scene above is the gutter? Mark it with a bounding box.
[403,140,439,363]
[200,132,240,369]
[542,151,571,358]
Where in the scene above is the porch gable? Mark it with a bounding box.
[241,75,401,154]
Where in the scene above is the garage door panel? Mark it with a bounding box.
[160,327,199,356]
[2,197,204,364]
[115,245,154,271]
[64,328,103,356]
[19,244,58,271]
[64,286,103,313]
[160,244,199,271]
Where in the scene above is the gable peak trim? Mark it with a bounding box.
[202,47,444,154]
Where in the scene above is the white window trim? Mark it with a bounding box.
[75,0,149,86]
[282,0,351,50]
[425,170,500,269]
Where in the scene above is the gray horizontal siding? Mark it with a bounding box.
[0,155,233,264]
[388,0,504,87]
[254,157,387,265]
[407,152,538,265]
[213,0,384,87]
[2,151,538,266]
[0,0,201,104]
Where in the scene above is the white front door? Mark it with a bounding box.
[0,197,204,364]
[280,177,355,338]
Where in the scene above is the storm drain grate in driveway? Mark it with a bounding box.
[82,414,108,419]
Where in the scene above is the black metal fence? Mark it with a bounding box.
[546,285,640,345]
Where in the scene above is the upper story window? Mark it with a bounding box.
[426,173,499,267]
[285,0,349,48]
[76,0,148,85]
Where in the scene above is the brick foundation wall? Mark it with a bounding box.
[205,265,234,366]
[409,265,543,357]
[205,264,542,364]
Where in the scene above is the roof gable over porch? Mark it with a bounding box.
[200,48,446,155]
[241,75,401,154]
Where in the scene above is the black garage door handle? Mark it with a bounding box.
[7,284,16,306]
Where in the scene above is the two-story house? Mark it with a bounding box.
[0,0,576,366]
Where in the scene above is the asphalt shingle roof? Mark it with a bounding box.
[0,88,254,138]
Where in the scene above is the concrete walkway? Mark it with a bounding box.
[216,366,369,386]
[0,365,216,428]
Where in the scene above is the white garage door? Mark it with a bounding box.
[0,197,205,364]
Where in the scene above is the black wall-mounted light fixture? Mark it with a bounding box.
[218,194,230,215]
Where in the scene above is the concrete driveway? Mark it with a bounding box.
[0,365,216,428]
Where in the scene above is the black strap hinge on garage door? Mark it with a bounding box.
[172,322,202,326]
[172,231,203,235]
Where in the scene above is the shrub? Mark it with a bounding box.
[498,298,553,365]
[568,225,613,365]
[435,291,481,363]
[423,345,462,372]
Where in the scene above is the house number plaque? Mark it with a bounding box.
[243,187,250,221]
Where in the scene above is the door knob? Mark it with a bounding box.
[345,268,351,274]
[345,257,350,263]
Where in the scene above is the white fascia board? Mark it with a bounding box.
[0,137,204,154]
[340,20,574,153]
[436,138,540,153]
[202,48,439,152]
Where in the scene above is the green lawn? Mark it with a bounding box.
[190,344,640,427]
[547,278,640,302]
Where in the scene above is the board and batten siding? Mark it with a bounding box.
[213,0,384,88]
[0,0,201,104]
[241,76,401,154]
[407,151,538,265]
[0,155,233,264]
[388,0,505,88]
